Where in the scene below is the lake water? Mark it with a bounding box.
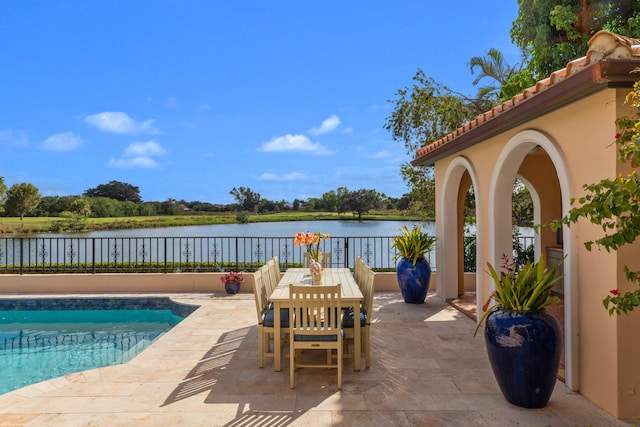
[41,220,433,238]
[38,219,534,239]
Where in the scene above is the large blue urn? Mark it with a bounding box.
[484,308,562,408]
[395,257,431,304]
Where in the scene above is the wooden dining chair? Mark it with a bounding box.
[267,257,281,293]
[289,284,343,389]
[260,264,277,298]
[343,267,374,368]
[303,251,332,268]
[354,256,366,290]
[252,268,288,368]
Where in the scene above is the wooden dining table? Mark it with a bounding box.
[269,267,364,372]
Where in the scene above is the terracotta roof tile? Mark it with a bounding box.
[414,31,640,160]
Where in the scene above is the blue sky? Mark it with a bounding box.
[0,1,519,204]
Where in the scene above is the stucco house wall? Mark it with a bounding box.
[413,31,640,418]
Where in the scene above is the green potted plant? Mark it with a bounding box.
[220,271,244,294]
[392,225,436,303]
[475,253,563,409]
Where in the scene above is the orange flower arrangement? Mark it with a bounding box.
[294,231,329,262]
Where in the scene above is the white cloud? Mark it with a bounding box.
[85,112,158,134]
[108,140,166,169]
[366,151,391,159]
[259,172,305,181]
[123,140,166,157]
[41,132,81,151]
[259,134,333,154]
[164,97,178,108]
[0,129,29,147]
[107,156,159,168]
[309,115,341,136]
[260,134,317,152]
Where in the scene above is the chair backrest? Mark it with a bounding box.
[260,264,276,297]
[252,268,269,322]
[303,252,332,268]
[362,268,375,323]
[267,258,281,292]
[289,284,342,337]
[354,256,365,289]
[271,256,280,276]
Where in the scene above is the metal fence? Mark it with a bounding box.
[0,236,534,274]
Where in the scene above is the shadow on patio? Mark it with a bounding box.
[158,292,630,427]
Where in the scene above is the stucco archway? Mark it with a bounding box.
[490,129,578,391]
[438,156,482,307]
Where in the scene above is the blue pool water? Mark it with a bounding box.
[0,298,195,395]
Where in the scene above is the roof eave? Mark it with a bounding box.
[411,60,640,167]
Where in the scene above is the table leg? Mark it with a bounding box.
[273,301,282,371]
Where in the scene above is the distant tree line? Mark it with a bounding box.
[0,179,419,222]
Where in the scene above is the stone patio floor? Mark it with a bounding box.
[0,291,637,427]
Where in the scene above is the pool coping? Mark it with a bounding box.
[0,296,200,317]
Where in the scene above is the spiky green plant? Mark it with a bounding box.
[392,225,437,266]
[474,253,563,337]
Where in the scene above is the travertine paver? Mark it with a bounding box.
[0,292,637,426]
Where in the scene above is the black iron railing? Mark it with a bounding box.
[0,236,534,274]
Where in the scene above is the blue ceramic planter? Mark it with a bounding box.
[484,308,562,408]
[225,282,241,295]
[396,257,431,304]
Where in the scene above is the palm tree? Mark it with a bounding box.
[469,48,520,104]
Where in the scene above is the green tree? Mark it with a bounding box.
[230,187,261,212]
[345,189,380,221]
[336,186,350,215]
[385,69,484,222]
[83,180,142,202]
[320,190,339,212]
[0,176,7,213]
[257,198,276,213]
[88,197,123,217]
[402,165,436,221]
[469,48,521,102]
[33,195,77,216]
[5,182,41,220]
[511,0,640,80]
[512,180,534,227]
[70,198,92,217]
[385,69,482,153]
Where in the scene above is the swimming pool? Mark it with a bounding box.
[0,297,198,395]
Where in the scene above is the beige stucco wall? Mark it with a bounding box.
[432,87,640,418]
[0,271,417,294]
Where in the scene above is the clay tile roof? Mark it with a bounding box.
[413,31,640,164]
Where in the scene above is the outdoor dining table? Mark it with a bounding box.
[269,267,364,372]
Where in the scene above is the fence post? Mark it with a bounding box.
[235,237,239,272]
[344,237,349,269]
[164,238,168,274]
[92,238,96,274]
[19,237,24,275]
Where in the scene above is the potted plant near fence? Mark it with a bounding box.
[220,271,244,295]
[475,253,563,409]
[392,225,436,303]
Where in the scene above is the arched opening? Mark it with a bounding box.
[438,157,483,314]
[490,129,577,391]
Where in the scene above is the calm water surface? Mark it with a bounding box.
[41,220,433,238]
[38,220,531,238]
